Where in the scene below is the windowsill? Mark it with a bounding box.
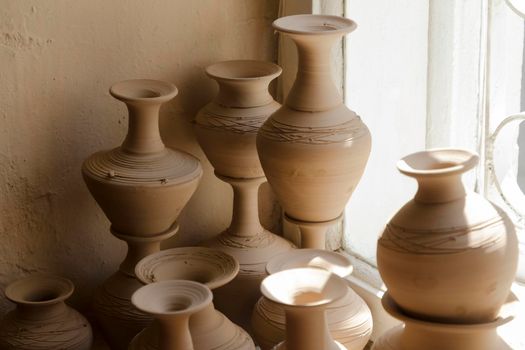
[342,249,525,348]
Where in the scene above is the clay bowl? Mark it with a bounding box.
[135,247,239,290]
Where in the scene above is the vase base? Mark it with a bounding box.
[372,293,518,350]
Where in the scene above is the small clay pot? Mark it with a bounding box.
[0,275,92,350]
[260,268,348,350]
[132,247,255,350]
[377,149,518,323]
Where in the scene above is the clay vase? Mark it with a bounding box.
[0,275,92,350]
[195,60,294,330]
[82,79,203,349]
[252,249,373,350]
[131,280,212,350]
[371,293,515,350]
[257,15,371,249]
[130,247,255,350]
[260,268,348,350]
[377,149,518,323]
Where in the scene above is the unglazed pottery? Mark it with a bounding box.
[252,249,372,350]
[82,79,202,348]
[131,247,255,350]
[260,268,348,350]
[0,275,92,350]
[257,15,371,249]
[371,293,515,350]
[195,60,294,330]
[131,280,212,350]
[377,149,518,323]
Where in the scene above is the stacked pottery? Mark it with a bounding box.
[257,15,371,249]
[195,60,294,330]
[0,275,92,350]
[374,149,519,350]
[130,247,255,349]
[260,268,349,350]
[252,249,372,349]
[82,79,203,349]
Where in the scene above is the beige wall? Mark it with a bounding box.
[0,0,280,315]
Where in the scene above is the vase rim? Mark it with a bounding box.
[261,267,347,308]
[109,79,178,103]
[5,274,74,306]
[397,148,479,178]
[382,292,513,332]
[132,280,212,317]
[205,60,282,82]
[135,247,239,290]
[273,14,356,36]
[266,249,353,278]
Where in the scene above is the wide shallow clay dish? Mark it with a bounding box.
[377,149,518,323]
[261,268,348,350]
[131,247,255,350]
[0,275,92,350]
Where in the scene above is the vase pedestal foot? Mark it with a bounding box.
[94,224,178,350]
[372,293,516,350]
[284,213,341,249]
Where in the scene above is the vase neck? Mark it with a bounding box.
[284,307,332,350]
[16,302,68,321]
[188,303,219,329]
[121,102,165,155]
[286,34,343,111]
[157,314,194,350]
[219,175,265,237]
[414,175,466,203]
[214,79,274,108]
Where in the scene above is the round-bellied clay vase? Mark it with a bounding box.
[131,280,212,350]
[371,293,515,350]
[260,268,348,350]
[252,249,373,350]
[130,247,255,350]
[377,149,518,323]
[0,275,92,350]
[82,79,203,349]
[257,15,371,249]
[195,60,294,331]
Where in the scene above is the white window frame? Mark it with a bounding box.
[277,0,525,341]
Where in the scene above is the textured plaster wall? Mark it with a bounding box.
[0,0,280,316]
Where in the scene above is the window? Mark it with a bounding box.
[341,0,525,282]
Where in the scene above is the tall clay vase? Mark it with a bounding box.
[260,268,348,350]
[252,249,373,350]
[0,275,93,350]
[257,15,371,249]
[195,60,294,330]
[130,247,255,350]
[131,280,212,350]
[82,79,203,349]
[377,149,518,323]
